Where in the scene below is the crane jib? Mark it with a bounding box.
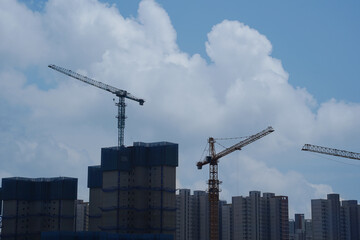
[196,126,274,167]
[48,64,144,147]
[196,126,274,240]
[302,144,360,160]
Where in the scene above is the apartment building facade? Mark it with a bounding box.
[232,191,289,240]
[0,177,77,240]
[88,142,178,237]
[312,193,360,240]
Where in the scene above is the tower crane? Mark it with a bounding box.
[197,126,274,240]
[48,64,144,147]
[302,144,360,160]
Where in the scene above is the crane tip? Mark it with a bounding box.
[301,144,309,151]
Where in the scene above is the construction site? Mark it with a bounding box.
[87,142,178,234]
[0,65,359,240]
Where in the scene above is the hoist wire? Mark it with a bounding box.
[308,152,360,168]
[215,135,249,150]
[199,142,209,162]
[215,141,228,150]
[214,136,249,141]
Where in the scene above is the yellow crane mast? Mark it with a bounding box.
[197,126,274,240]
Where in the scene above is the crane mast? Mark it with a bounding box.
[48,64,144,147]
[197,126,274,240]
[302,144,360,160]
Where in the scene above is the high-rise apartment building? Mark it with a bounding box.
[312,193,341,240]
[176,189,192,240]
[232,191,289,240]
[295,214,305,233]
[290,215,312,240]
[193,190,209,240]
[41,231,174,239]
[75,200,89,231]
[293,214,306,240]
[304,219,312,240]
[311,193,360,240]
[218,200,227,240]
[341,200,359,240]
[221,203,232,240]
[311,198,329,240]
[88,142,178,236]
[0,177,77,240]
[176,190,289,240]
[175,189,209,240]
[327,193,341,239]
[289,219,295,240]
[269,196,289,240]
[233,191,261,240]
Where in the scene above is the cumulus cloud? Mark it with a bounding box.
[0,0,359,215]
[0,0,49,67]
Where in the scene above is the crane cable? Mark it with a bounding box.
[200,135,250,160]
[199,142,209,162]
[215,135,249,150]
[214,136,249,141]
[308,151,360,168]
[215,141,228,150]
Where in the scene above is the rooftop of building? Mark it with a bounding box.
[2,176,76,182]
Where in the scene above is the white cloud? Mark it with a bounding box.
[316,99,360,141]
[206,20,274,76]
[0,0,49,67]
[0,0,359,217]
[138,0,178,54]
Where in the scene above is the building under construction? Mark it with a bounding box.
[87,142,178,236]
[0,177,78,240]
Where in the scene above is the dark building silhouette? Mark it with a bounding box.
[174,190,288,240]
[41,231,173,239]
[0,177,77,240]
[232,191,289,240]
[312,193,360,240]
[341,200,359,240]
[175,189,209,240]
[88,142,178,237]
[75,200,89,232]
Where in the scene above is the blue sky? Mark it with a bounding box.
[108,0,360,103]
[20,0,360,103]
[3,0,360,218]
